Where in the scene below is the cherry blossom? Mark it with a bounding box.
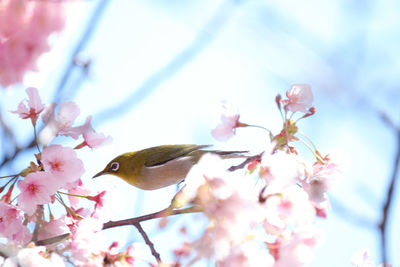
[177,154,265,265]
[17,172,57,215]
[281,84,313,113]
[75,116,112,149]
[273,227,322,267]
[10,87,44,125]
[0,202,31,244]
[212,102,245,141]
[68,183,92,209]
[41,144,85,190]
[302,154,342,208]
[69,217,107,267]
[217,243,274,267]
[0,0,65,88]
[3,245,66,267]
[38,216,70,241]
[40,102,83,142]
[260,147,305,190]
[262,186,316,233]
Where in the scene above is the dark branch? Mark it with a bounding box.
[378,112,400,266]
[36,233,70,246]
[36,206,202,247]
[133,222,161,264]
[102,206,202,230]
[228,153,262,172]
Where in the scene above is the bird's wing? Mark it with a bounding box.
[144,144,211,167]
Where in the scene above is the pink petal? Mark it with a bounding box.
[26,87,44,113]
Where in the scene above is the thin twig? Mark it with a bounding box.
[36,233,70,246]
[133,222,161,264]
[35,206,202,247]
[32,206,45,243]
[228,153,262,172]
[102,206,202,230]
[378,112,400,266]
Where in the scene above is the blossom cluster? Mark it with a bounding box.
[0,87,138,266]
[169,84,391,267]
[0,0,66,88]
[0,85,389,266]
[169,85,358,266]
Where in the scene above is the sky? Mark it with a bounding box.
[1,0,400,266]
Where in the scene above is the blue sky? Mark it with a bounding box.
[1,0,400,266]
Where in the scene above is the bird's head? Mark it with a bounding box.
[93,152,138,181]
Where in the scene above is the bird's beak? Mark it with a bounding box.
[93,170,107,179]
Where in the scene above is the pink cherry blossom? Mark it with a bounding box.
[41,102,83,141]
[0,0,65,88]
[302,154,342,206]
[281,84,313,113]
[75,116,112,149]
[273,227,322,267]
[41,144,85,190]
[68,183,92,209]
[178,154,266,265]
[69,217,107,267]
[261,185,316,236]
[0,202,31,244]
[38,216,70,241]
[212,103,244,141]
[261,148,305,190]
[10,87,44,125]
[87,190,107,215]
[17,172,57,215]
[217,243,274,267]
[7,246,66,267]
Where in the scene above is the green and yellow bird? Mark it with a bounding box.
[93,144,246,190]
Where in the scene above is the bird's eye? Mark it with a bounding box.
[110,162,120,172]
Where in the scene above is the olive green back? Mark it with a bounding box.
[143,144,211,167]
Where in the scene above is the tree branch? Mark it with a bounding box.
[133,222,161,264]
[228,153,262,172]
[102,205,202,230]
[378,112,400,266]
[36,206,202,247]
[36,233,70,246]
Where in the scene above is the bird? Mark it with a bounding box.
[93,144,247,190]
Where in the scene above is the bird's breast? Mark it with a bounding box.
[134,156,194,190]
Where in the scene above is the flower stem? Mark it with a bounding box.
[297,131,318,151]
[0,174,18,179]
[55,194,83,220]
[57,191,88,199]
[244,124,272,134]
[296,136,323,161]
[33,124,41,153]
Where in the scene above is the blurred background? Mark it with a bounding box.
[1,0,400,266]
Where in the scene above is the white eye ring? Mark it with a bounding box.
[110,162,119,172]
